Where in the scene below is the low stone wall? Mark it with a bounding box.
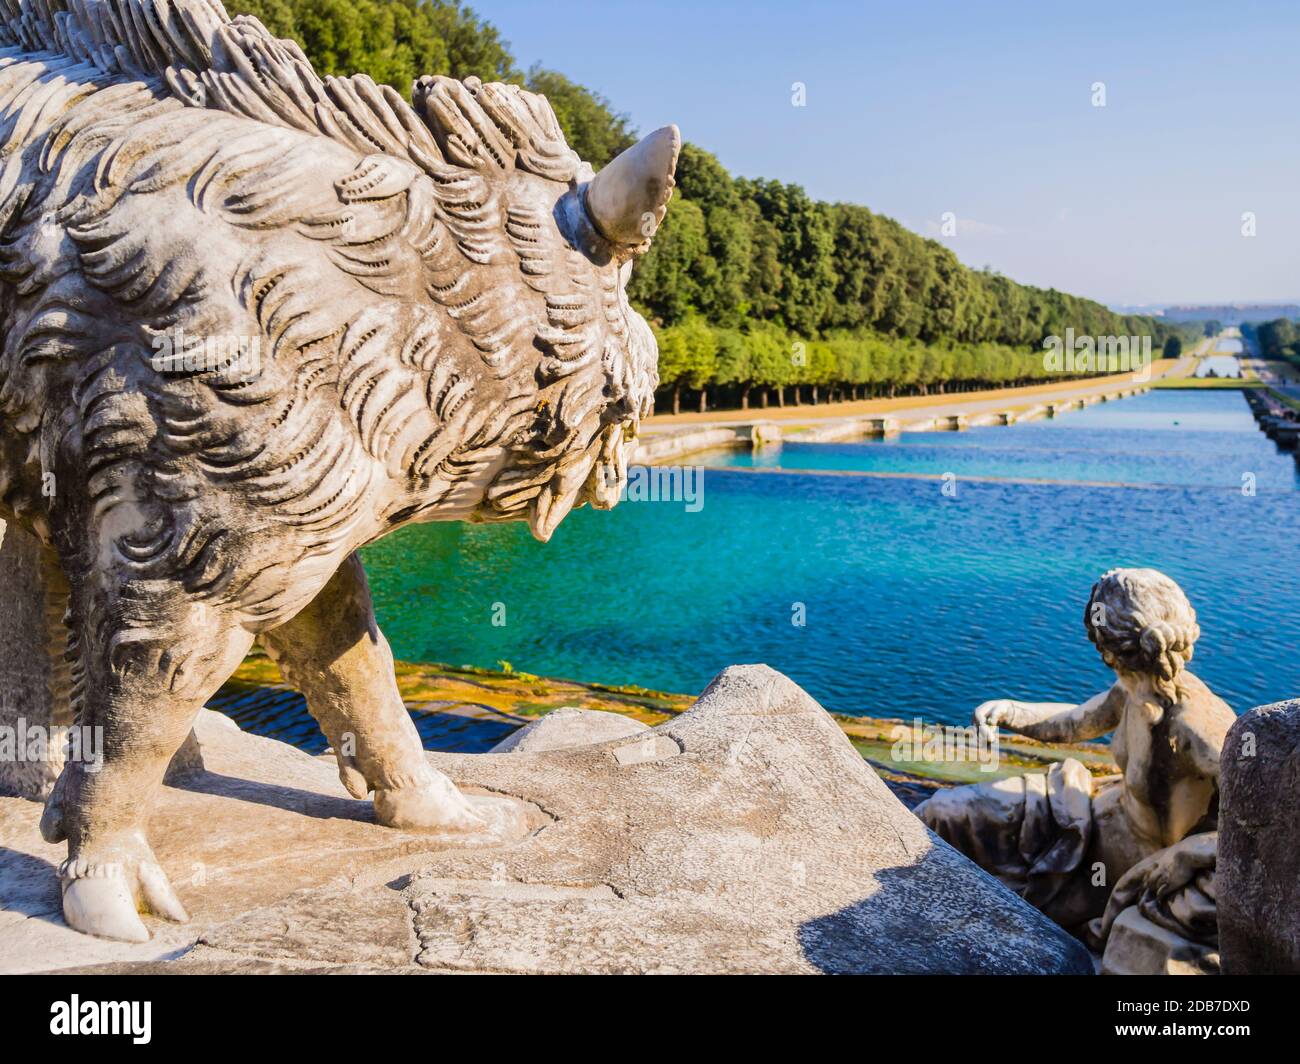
[632,385,1152,464]
[631,426,744,464]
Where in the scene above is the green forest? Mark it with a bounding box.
[228,0,1201,413]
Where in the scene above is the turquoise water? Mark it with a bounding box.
[703,392,1293,491]
[360,390,1298,728]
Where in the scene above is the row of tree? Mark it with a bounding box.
[657,323,1191,414]
[628,146,1188,344]
[1244,319,1300,363]
[229,1,1203,413]
[231,1,638,165]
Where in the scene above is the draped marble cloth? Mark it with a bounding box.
[1097,831,1218,947]
[916,759,1101,924]
[915,758,1218,949]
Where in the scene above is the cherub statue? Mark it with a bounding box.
[916,568,1233,941]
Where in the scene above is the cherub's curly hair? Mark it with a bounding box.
[1084,568,1200,708]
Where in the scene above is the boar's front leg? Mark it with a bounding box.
[41,579,255,942]
[259,553,527,839]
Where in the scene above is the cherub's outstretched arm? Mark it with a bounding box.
[974,683,1125,743]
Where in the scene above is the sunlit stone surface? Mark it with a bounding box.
[0,666,1092,974]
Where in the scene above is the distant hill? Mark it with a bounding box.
[1112,303,1300,324]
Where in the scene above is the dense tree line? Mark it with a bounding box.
[655,326,1117,414]
[633,143,1197,410]
[1244,319,1300,363]
[228,1,1199,413]
[232,0,515,86]
[230,1,635,164]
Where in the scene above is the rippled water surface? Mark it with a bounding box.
[361,390,1299,727]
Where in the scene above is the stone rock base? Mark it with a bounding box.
[1220,698,1300,974]
[0,665,1093,974]
[488,705,648,753]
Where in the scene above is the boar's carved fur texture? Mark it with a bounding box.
[0,0,677,942]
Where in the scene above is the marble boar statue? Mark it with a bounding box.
[0,0,677,941]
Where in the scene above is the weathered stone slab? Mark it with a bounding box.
[396,666,1093,974]
[197,883,415,969]
[1219,699,1300,974]
[489,707,648,754]
[2,666,1093,974]
[0,710,546,974]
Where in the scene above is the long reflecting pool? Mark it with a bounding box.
[360,389,1298,728]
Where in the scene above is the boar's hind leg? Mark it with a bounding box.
[44,583,254,943]
[259,553,527,838]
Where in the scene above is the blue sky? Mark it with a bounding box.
[474,0,1300,307]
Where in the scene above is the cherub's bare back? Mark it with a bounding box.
[1110,671,1234,850]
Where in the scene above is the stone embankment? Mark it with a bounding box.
[632,385,1151,465]
[1244,388,1300,456]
